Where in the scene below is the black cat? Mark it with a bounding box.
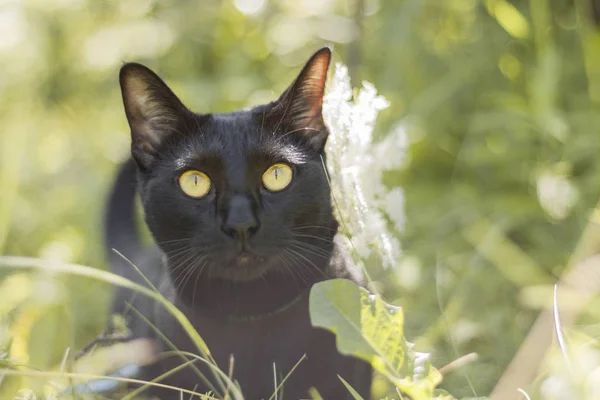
[105,47,372,399]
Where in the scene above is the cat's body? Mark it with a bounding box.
[140,267,369,399]
[105,48,371,399]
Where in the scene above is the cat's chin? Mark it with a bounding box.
[213,265,270,282]
[210,251,272,282]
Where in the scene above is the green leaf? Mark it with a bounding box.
[309,279,407,373]
[338,375,365,400]
[310,279,451,400]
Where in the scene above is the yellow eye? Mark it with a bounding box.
[262,163,293,192]
[178,170,211,198]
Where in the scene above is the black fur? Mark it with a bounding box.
[105,47,372,399]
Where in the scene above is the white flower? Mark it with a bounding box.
[380,188,406,233]
[373,122,409,171]
[323,63,407,269]
[536,169,578,220]
[539,336,600,399]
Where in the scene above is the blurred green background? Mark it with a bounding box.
[2,0,600,398]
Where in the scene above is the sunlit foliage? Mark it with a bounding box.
[1,0,600,399]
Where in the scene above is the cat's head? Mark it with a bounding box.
[119,48,337,285]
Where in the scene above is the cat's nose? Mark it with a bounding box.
[222,195,259,241]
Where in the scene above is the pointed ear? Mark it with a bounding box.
[119,63,192,168]
[269,47,332,151]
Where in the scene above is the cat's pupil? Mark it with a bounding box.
[194,175,198,185]
[274,168,279,180]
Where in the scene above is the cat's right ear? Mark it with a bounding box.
[119,63,191,169]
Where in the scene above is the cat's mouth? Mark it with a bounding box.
[234,250,265,264]
[212,249,270,281]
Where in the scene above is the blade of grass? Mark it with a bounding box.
[121,358,198,400]
[438,353,479,376]
[160,350,243,399]
[517,388,532,400]
[435,259,477,397]
[0,111,30,253]
[395,387,405,399]
[223,355,235,400]
[272,362,278,400]
[462,218,551,285]
[113,249,159,293]
[59,347,76,399]
[491,255,600,397]
[308,387,323,400]
[189,384,199,400]
[338,375,364,400]
[0,368,216,399]
[552,284,573,374]
[267,354,306,400]
[0,256,212,365]
[126,303,233,397]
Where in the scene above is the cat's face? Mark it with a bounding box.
[119,48,337,284]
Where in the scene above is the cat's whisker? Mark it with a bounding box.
[178,253,210,293]
[284,247,329,281]
[192,258,209,305]
[290,233,334,244]
[175,254,197,285]
[291,252,315,286]
[290,225,338,232]
[164,244,217,259]
[177,263,197,294]
[173,265,191,292]
[189,255,209,299]
[290,252,323,284]
[179,251,215,293]
[287,239,331,255]
[170,259,195,280]
[277,251,306,288]
[166,246,197,260]
[279,256,299,287]
[286,242,330,257]
[169,249,200,275]
[286,243,331,261]
[167,244,218,273]
[272,91,292,135]
[279,127,321,141]
[171,250,202,290]
[155,237,195,245]
[168,245,205,261]
[260,107,267,137]
[285,249,318,283]
[278,251,301,286]
[164,247,207,270]
[192,115,206,139]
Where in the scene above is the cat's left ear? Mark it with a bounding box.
[119,63,194,169]
[270,47,332,151]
